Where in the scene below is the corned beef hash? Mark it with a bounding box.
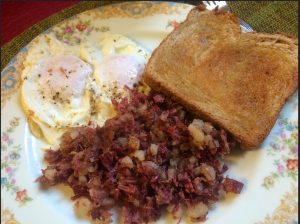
[37,88,243,223]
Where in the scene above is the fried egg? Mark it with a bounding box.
[80,34,150,125]
[21,34,150,145]
[21,35,93,145]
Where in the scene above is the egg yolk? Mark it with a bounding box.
[99,55,145,88]
[37,55,92,102]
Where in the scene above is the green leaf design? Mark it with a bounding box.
[13,185,19,193]
[4,182,13,191]
[262,183,269,189]
[65,35,71,41]
[267,148,275,156]
[85,20,91,26]
[288,171,298,180]
[1,161,9,169]
[1,143,7,151]
[15,145,21,151]
[6,127,13,133]
[271,172,279,178]
[25,196,33,202]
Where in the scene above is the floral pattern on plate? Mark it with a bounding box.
[262,118,298,189]
[1,117,33,205]
[1,50,27,109]
[52,18,110,45]
[88,2,189,19]
[256,185,298,224]
[1,201,20,224]
[166,19,180,29]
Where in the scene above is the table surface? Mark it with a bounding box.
[1,1,80,46]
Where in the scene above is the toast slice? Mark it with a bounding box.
[143,6,298,148]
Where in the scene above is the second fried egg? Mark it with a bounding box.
[80,34,150,126]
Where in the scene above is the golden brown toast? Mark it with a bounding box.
[143,6,298,148]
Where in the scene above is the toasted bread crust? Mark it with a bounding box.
[143,6,298,148]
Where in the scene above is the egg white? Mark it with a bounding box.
[80,34,150,126]
[21,34,93,146]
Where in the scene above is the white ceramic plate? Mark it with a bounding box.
[1,2,298,224]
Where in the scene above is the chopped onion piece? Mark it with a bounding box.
[194,164,216,181]
[188,120,205,146]
[121,156,134,168]
[70,131,79,139]
[44,169,56,181]
[133,150,145,161]
[203,122,213,134]
[79,175,87,183]
[187,202,208,220]
[150,144,158,156]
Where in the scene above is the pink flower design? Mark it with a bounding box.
[167,20,180,29]
[171,20,179,29]
[1,133,10,142]
[11,178,16,185]
[76,23,87,31]
[5,167,12,174]
[15,189,27,203]
[64,26,73,33]
[286,159,298,172]
[277,164,285,174]
[280,132,286,139]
